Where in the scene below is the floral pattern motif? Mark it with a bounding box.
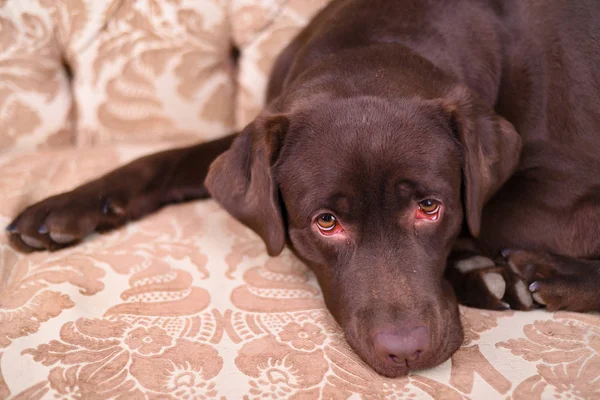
[497,313,600,399]
[1,0,599,398]
[278,322,326,350]
[234,0,331,128]
[125,326,173,354]
[79,0,236,146]
[20,318,222,399]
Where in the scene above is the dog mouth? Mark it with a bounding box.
[349,332,462,378]
[372,352,416,377]
[338,300,464,377]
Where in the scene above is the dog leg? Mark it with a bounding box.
[446,239,536,311]
[6,134,236,252]
[500,248,600,312]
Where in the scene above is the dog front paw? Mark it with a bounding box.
[6,190,127,252]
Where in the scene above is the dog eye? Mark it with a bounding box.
[418,199,440,214]
[316,213,337,231]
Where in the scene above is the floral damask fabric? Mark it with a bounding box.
[232,0,331,128]
[1,0,599,398]
[0,0,328,151]
[0,0,74,150]
[1,146,599,399]
[72,0,237,146]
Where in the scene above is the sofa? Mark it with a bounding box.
[1,0,599,398]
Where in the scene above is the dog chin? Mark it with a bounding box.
[343,328,462,378]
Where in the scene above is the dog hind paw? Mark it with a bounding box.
[448,254,539,311]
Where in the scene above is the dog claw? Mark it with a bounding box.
[102,198,125,216]
[5,222,17,233]
[528,281,546,305]
[499,301,511,310]
[38,225,49,234]
[529,281,540,292]
[20,235,45,249]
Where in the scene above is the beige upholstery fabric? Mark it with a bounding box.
[71,0,236,146]
[0,0,74,150]
[1,0,235,149]
[232,0,330,128]
[1,1,599,399]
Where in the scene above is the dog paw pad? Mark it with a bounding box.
[21,235,45,249]
[5,222,17,233]
[482,272,506,299]
[513,279,534,308]
[49,232,77,244]
[532,292,546,305]
[528,281,547,305]
[455,255,495,274]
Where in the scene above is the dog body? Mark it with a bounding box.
[7,0,600,377]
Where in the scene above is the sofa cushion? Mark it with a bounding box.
[1,146,599,399]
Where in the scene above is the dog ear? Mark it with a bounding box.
[205,115,289,256]
[440,86,522,237]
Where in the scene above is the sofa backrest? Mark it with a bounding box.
[0,0,329,152]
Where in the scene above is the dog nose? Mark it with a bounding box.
[374,326,430,366]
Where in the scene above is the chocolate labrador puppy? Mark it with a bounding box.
[6,0,600,377]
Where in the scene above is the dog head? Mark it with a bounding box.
[205,87,521,377]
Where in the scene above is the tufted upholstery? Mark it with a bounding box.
[1,1,599,399]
